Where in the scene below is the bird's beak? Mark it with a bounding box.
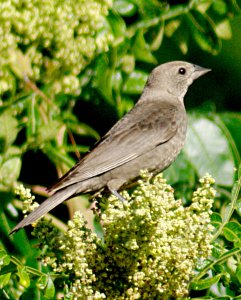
[193,65,211,80]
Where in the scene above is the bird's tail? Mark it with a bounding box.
[10,184,79,234]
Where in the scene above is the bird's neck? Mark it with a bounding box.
[140,86,184,105]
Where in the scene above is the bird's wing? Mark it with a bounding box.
[49,100,182,192]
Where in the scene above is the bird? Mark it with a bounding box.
[10,61,211,234]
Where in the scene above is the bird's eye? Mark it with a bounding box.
[178,67,186,75]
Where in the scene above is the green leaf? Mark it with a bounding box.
[150,23,164,51]
[121,55,135,74]
[67,122,100,140]
[43,144,75,168]
[17,266,30,288]
[0,250,10,269]
[215,19,232,40]
[164,19,181,37]
[236,199,241,217]
[0,110,19,153]
[123,70,148,94]
[0,157,21,187]
[212,243,224,258]
[236,263,241,284]
[196,2,212,13]
[186,9,221,54]
[116,96,134,117]
[94,54,114,103]
[219,113,241,166]
[44,276,55,299]
[107,10,126,39]
[191,273,222,290]
[174,25,189,54]
[184,115,235,186]
[0,273,11,288]
[223,222,241,242]
[37,275,55,299]
[9,49,33,79]
[37,275,48,289]
[112,70,123,93]
[37,120,62,144]
[113,0,137,16]
[132,30,157,64]
[231,0,241,12]
[211,212,222,229]
[26,96,39,139]
[212,0,228,15]
[132,0,164,18]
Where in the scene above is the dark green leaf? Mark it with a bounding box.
[211,212,222,229]
[107,10,126,39]
[219,113,241,166]
[236,263,241,284]
[212,0,228,15]
[236,199,241,217]
[150,23,164,51]
[171,21,189,54]
[191,273,222,290]
[231,0,241,12]
[212,243,224,258]
[223,222,241,242]
[94,55,114,103]
[133,0,164,18]
[132,30,157,64]
[123,70,148,94]
[43,144,75,168]
[186,10,221,54]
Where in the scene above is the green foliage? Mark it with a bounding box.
[0,0,241,299]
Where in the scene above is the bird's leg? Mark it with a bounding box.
[109,188,126,202]
[107,179,127,202]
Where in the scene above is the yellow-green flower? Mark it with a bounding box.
[0,0,113,96]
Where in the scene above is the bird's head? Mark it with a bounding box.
[144,61,211,101]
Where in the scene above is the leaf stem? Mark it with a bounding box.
[193,247,241,281]
[212,164,241,241]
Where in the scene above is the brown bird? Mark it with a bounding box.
[11,61,211,234]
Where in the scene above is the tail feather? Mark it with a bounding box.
[10,184,78,234]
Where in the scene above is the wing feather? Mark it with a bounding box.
[49,99,181,192]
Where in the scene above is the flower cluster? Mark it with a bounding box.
[34,171,215,299]
[15,184,38,214]
[0,0,113,96]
